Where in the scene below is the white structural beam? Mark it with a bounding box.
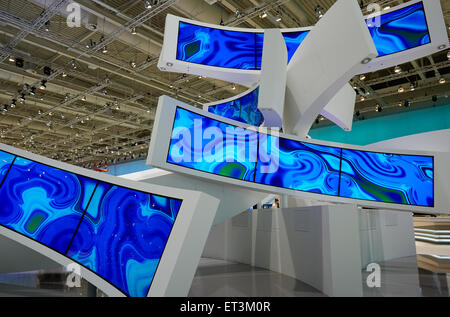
[284,0,378,137]
[320,83,357,132]
[258,29,287,128]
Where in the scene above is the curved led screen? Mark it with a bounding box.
[367,1,430,57]
[167,106,434,207]
[208,87,264,126]
[0,150,182,297]
[175,2,430,70]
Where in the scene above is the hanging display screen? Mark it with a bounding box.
[167,106,434,207]
[175,2,431,70]
[0,150,183,297]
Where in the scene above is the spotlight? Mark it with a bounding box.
[3,105,8,113]
[11,99,16,108]
[86,39,94,48]
[81,95,86,101]
[398,86,404,93]
[44,20,50,32]
[439,77,446,84]
[130,61,137,68]
[8,56,15,63]
[39,80,47,90]
[376,104,383,112]
[70,59,77,69]
[394,65,402,74]
[404,100,411,108]
[410,83,415,91]
[359,74,366,81]
[447,50,450,60]
[231,84,236,90]
[102,46,108,54]
[314,5,324,19]
[144,0,152,9]
[275,16,282,22]
[259,12,267,19]
[19,94,25,104]
[15,58,24,68]
[29,87,36,96]
[131,27,137,35]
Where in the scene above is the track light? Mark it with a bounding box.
[44,20,50,32]
[102,46,108,54]
[376,104,383,112]
[131,27,137,35]
[39,80,47,90]
[410,83,415,91]
[439,77,446,84]
[70,59,77,69]
[11,100,16,108]
[231,84,236,90]
[3,105,8,113]
[62,72,67,77]
[81,95,86,101]
[259,12,267,19]
[8,56,15,63]
[315,5,324,19]
[19,94,25,104]
[447,50,450,60]
[359,74,366,81]
[275,16,282,22]
[394,65,402,74]
[29,87,36,96]
[144,0,152,9]
[130,61,137,68]
[398,86,404,93]
[86,39,94,48]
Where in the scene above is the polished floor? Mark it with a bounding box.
[0,255,448,297]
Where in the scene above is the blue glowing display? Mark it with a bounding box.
[367,1,430,57]
[167,106,434,207]
[0,157,97,253]
[255,135,341,196]
[67,183,181,297]
[339,150,434,207]
[208,87,264,126]
[176,2,430,70]
[0,151,183,297]
[168,107,258,181]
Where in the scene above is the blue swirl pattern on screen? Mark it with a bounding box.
[0,150,15,184]
[168,107,258,181]
[167,106,434,207]
[367,2,430,57]
[0,157,97,253]
[177,21,256,70]
[255,135,341,195]
[208,87,264,126]
[340,150,433,207]
[67,183,182,297]
[176,2,429,69]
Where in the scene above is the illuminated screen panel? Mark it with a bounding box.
[255,135,341,196]
[367,1,430,57]
[0,157,97,253]
[67,183,182,297]
[339,149,434,207]
[0,150,15,184]
[208,87,264,126]
[176,21,257,70]
[282,31,310,62]
[168,107,258,181]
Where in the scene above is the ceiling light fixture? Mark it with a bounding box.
[439,77,446,84]
[102,46,108,54]
[314,5,324,19]
[144,0,152,9]
[8,56,15,62]
[131,27,137,35]
[398,86,404,93]
[359,74,366,81]
[130,61,137,68]
[394,65,402,74]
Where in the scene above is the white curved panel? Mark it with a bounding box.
[258,29,287,127]
[284,0,378,137]
[320,83,357,132]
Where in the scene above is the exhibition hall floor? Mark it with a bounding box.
[0,255,448,297]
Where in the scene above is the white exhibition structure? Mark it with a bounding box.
[0,0,448,297]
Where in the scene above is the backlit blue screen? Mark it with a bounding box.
[0,157,97,254]
[208,87,264,126]
[339,150,434,207]
[168,107,258,181]
[67,183,182,297]
[0,150,183,297]
[367,1,430,57]
[176,2,430,70]
[255,135,341,195]
[167,106,434,207]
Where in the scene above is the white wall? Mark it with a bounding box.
[370,129,450,152]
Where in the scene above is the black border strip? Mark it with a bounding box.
[0,155,16,189]
[166,105,435,208]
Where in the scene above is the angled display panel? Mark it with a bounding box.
[149,96,448,214]
[340,150,434,207]
[159,0,448,84]
[0,144,219,297]
[206,86,264,126]
[367,1,430,57]
[168,107,258,182]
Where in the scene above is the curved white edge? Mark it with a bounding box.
[203,83,259,110]
[0,142,220,297]
[148,95,450,216]
[158,0,448,86]
[320,83,356,132]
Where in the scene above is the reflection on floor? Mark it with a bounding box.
[0,256,448,297]
[188,258,325,297]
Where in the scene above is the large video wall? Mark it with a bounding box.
[0,150,182,297]
[168,107,434,207]
[176,1,430,70]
